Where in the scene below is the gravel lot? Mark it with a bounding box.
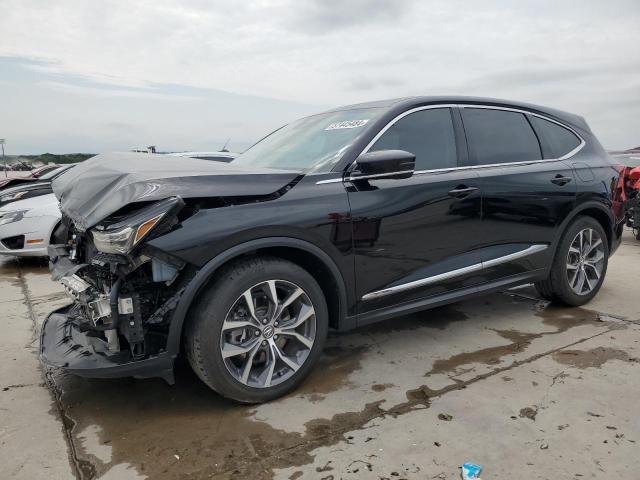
[1,231,639,480]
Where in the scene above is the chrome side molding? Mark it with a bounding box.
[361,263,483,301]
[361,244,548,301]
[482,244,547,268]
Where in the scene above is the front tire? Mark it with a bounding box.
[184,256,328,403]
[535,216,608,306]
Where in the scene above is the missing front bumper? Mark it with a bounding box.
[39,306,175,383]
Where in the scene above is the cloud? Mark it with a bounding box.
[0,56,319,154]
[345,76,405,91]
[38,81,204,101]
[280,0,416,35]
[0,0,639,151]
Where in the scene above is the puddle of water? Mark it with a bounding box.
[371,383,394,392]
[77,424,112,464]
[50,293,615,479]
[424,302,606,378]
[97,462,147,480]
[55,364,300,478]
[16,257,49,274]
[552,347,638,369]
[55,343,378,480]
[293,344,369,398]
[52,308,465,478]
[426,328,541,377]
[536,304,601,331]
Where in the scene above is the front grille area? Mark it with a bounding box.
[1,235,25,250]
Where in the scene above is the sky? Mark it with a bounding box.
[0,0,639,154]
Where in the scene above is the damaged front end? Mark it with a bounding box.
[40,196,190,383]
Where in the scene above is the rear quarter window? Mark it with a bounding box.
[461,108,542,165]
[529,116,582,158]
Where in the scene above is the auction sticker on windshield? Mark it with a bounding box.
[325,119,369,130]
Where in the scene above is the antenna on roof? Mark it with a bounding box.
[220,138,231,153]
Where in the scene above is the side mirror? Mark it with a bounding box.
[352,150,415,180]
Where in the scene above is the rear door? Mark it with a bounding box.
[458,106,577,282]
[347,106,483,320]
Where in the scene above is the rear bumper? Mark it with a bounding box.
[39,305,175,383]
[610,219,625,255]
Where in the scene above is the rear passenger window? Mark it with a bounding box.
[461,108,542,165]
[370,108,457,170]
[529,116,581,158]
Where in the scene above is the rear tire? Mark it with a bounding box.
[184,256,328,403]
[534,216,609,306]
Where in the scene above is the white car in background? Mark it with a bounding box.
[0,193,60,257]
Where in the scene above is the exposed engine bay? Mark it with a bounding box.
[47,196,194,365]
[39,152,303,382]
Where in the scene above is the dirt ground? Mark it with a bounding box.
[1,231,639,480]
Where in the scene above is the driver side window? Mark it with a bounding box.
[370,108,457,170]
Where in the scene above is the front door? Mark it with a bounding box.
[346,107,483,320]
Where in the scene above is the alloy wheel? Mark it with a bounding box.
[220,279,316,388]
[566,228,605,295]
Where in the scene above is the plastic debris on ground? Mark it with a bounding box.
[461,462,482,479]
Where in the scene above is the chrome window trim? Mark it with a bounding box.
[316,103,586,185]
[315,176,349,185]
[347,171,414,181]
[413,157,568,176]
[357,104,459,158]
[459,104,586,162]
[317,155,579,184]
[318,103,586,185]
[316,170,415,184]
[361,244,548,301]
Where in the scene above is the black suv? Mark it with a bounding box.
[41,96,625,403]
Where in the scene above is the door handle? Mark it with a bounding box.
[448,186,478,198]
[550,175,572,186]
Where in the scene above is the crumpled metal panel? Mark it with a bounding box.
[52,152,300,230]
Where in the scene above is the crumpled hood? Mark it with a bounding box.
[52,152,301,231]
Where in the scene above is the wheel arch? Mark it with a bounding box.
[166,237,349,356]
[48,219,62,243]
[556,202,614,252]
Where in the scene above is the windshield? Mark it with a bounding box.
[40,165,70,180]
[232,107,383,173]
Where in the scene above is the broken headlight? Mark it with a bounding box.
[91,197,182,255]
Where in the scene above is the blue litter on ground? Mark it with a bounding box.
[461,462,482,479]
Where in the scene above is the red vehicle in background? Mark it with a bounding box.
[613,152,640,240]
[0,164,61,190]
[30,164,63,177]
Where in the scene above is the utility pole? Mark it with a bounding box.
[0,139,5,178]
